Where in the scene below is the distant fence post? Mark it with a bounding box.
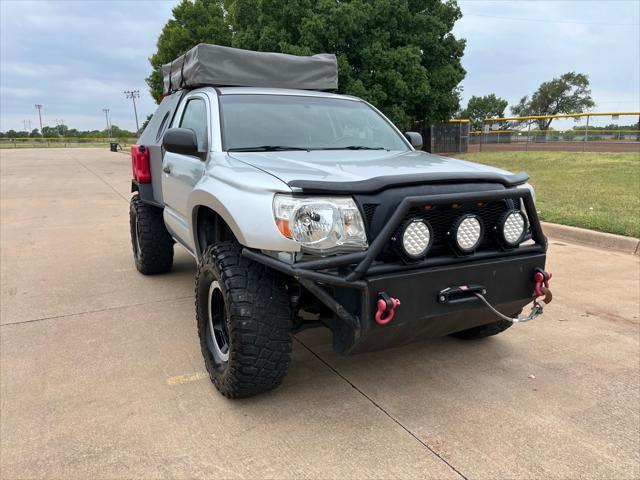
[583,115,590,152]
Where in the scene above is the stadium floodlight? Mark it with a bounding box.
[124,90,141,133]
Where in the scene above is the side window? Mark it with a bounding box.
[155,111,170,142]
[180,98,208,152]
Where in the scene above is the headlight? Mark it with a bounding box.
[273,194,368,255]
[499,210,527,246]
[451,214,483,253]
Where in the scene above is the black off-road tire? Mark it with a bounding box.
[451,318,515,339]
[129,194,174,275]
[195,241,292,399]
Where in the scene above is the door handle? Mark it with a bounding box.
[162,164,172,174]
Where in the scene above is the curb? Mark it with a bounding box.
[541,222,640,255]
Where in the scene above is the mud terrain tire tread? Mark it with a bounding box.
[130,194,174,275]
[196,241,292,398]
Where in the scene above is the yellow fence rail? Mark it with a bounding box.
[472,129,640,135]
[484,112,640,122]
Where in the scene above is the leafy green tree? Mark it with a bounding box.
[29,129,42,138]
[146,0,232,101]
[458,94,508,130]
[147,0,466,129]
[41,126,60,137]
[110,125,137,138]
[511,72,595,130]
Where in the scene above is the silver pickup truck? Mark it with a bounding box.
[129,45,551,398]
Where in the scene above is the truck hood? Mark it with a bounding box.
[228,149,525,193]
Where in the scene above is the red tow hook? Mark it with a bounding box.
[534,268,553,304]
[375,292,400,325]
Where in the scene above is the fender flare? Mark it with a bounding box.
[188,189,248,257]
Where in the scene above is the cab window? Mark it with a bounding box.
[180,98,208,152]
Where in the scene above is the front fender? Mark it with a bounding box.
[187,154,300,256]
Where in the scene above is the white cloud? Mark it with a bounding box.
[0,0,176,132]
[0,86,44,99]
[455,0,640,114]
[0,0,638,132]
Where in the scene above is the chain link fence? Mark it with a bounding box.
[416,120,470,154]
[470,112,640,153]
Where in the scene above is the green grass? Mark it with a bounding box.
[458,151,640,237]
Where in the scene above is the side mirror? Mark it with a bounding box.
[163,128,199,156]
[404,132,423,150]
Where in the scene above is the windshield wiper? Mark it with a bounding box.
[319,146,388,150]
[227,145,310,152]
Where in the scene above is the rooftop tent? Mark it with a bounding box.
[162,44,339,93]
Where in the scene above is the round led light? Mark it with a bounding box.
[501,210,527,246]
[454,215,483,252]
[401,219,432,258]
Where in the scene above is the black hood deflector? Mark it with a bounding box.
[288,171,529,194]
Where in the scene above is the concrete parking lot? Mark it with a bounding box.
[1,148,638,479]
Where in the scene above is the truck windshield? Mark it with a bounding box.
[220,94,410,152]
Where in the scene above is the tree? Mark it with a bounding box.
[147,0,466,130]
[146,0,232,102]
[511,72,595,130]
[41,126,60,137]
[458,94,508,130]
[110,125,137,138]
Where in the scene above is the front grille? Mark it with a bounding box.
[362,203,378,225]
[354,182,524,263]
[388,199,516,259]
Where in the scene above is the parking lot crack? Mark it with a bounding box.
[73,157,129,203]
[294,337,469,480]
[1,296,193,327]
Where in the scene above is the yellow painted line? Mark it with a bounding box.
[448,119,470,123]
[166,371,209,386]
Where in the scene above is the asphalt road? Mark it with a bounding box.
[1,148,638,479]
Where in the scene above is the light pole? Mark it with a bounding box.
[102,108,112,138]
[34,104,43,134]
[124,90,140,134]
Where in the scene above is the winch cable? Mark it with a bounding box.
[472,268,553,323]
[473,292,545,323]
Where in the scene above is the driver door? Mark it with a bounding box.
[162,94,209,250]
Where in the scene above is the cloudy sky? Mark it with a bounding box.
[1,0,638,133]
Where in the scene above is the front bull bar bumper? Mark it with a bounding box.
[242,187,548,354]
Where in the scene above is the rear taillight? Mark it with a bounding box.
[131,145,151,183]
